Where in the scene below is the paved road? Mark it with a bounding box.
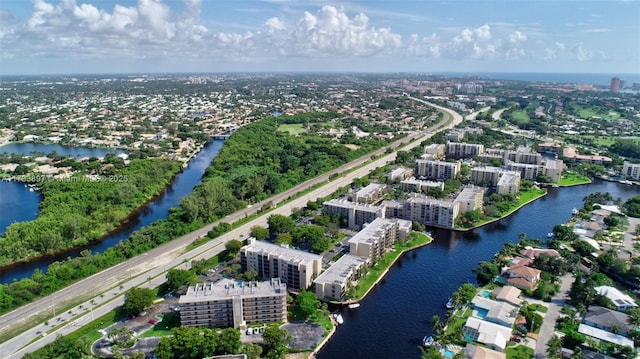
[0,101,463,358]
[534,273,573,358]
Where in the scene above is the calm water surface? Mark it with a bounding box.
[0,140,223,283]
[318,180,640,359]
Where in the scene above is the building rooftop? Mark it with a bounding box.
[595,286,637,309]
[180,278,285,304]
[401,178,443,187]
[578,323,634,348]
[407,194,457,208]
[348,218,411,247]
[356,183,386,198]
[314,254,369,285]
[492,286,523,306]
[464,317,511,352]
[464,343,506,359]
[584,306,632,333]
[455,186,485,202]
[323,198,382,212]
[243,238,322,264]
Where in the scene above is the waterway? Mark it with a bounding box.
[0,143,126,236]
[0,140,224,283]
[318,180,640,359]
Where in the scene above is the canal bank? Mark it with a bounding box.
[0,139,225,283]
[317,180,640,359]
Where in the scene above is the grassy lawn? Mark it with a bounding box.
[288,306,333,332]
[457,188,546,229]
[557,173,591,186]
[351,232,432,299]
[511,110,530,123]
[528,303,548,314]
[506,345,534,359]
[278,124,307,135]
[574,106,621,120]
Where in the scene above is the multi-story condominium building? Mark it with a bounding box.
[388,166,413,183]
[446,130,465,142]
[400,178,444,194]
[424,143,445,159]
[446,142,485,159]
[622,161,640,180]
[351,183,387,204]
[239,238,322,290]
[323,199,384,229]
[563,147,612,165]
[510,149,542,165]
[179,278,287,329]
[454,186,485,213]
[496,172,520,195]
[415,159,461,180]
[506,162,539,181]
[348,218,412,259]
[542,159,563,183]
[383,199,411,220]
[408,195,460,228]
[314,254,369,301]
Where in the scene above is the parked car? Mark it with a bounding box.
[510,336,522,343]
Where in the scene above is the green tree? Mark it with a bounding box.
[546,335,562,359]
[166,269,195,292]
[244,343,263,359]
[275,233,293,245]
[472,261,499,286]
[267,215,296,237]
[250,226,270,240]
[296,290,319,318]
[225,239,244,258]
[123,287,155,316]
[263,324,292,359]
[217,328,241,354]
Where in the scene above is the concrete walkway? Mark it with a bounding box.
[533,273,573,358]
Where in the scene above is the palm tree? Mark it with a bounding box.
[627,308,640,327]
[431,315,444,337]
[546,335,563,359]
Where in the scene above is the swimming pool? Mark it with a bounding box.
[481,290,490,298]
[443,349,455,358]
[475,308,488,319]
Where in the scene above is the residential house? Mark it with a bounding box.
[463,317,511,352]
[464,344,506,359]
[470,296,518,328]
[594,286,638,312]
[492,286,523,306]
[582,306,633,336]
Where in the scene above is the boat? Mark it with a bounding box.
[422,335,435,347]
[334,313,344,325]
[445,298,454,309]
[571,208,579,215]
[347,303,360,309]
[547,232,554,238]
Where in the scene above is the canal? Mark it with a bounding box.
[317,180,640,359]
[0,140,224,283]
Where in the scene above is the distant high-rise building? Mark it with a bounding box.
[610,77,621,93]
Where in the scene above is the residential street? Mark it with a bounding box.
[534,273,573,358]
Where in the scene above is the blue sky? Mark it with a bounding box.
[1,0,638,75]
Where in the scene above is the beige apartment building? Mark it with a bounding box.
[348,217,412,259]
[415,159,461,180]
[623,161,640,180]
[446,142,485,158]
[179,278,287,329]
[239,238,322,290]
[323,198,385,229]
[454,186,486,213]
[314,254,369,301]
[408,195,460,228]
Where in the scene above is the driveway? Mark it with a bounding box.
[533,273,573,358]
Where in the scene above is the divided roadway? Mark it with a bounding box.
[0,102,462,358]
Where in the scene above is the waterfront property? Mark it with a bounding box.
[470,296,517,328]
[239,238,322,290]
[314,254,370,301]
[347,218,412,260]
[179,278,287,329]
[462,316,511,352]
[470,166,521,195]
[492,286,523,306]
[622,161,640,180]
[464,343,506,359]
[454,186,486,213]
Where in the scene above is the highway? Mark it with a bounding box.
[0,101,462,358]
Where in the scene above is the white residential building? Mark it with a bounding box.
[314,254,369,301]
